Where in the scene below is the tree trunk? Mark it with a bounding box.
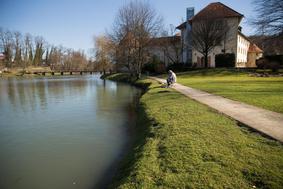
[204,53,208,68]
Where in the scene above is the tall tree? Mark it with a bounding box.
[0,28,13,67]
[23,33,33,67]
[252,0,283,35]
[94,35,115,74]
[160,25,182,64]
[191,18,229,67]
[33,36,45,66]
[13,31,23,66]
[111,0,163,78]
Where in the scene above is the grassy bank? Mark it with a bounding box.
[161,69,283,114]
[105,73,283,189]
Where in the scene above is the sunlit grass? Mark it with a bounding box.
[169,69,283,113]
[106,74,283,189]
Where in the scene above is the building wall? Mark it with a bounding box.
[192,17,240,67]
[150,47,166,64]
[180,27,193,64]
[247,52,263,67]
[236,34,250,67]
[149,44,181,67]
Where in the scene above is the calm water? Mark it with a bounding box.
[0,75,141,189]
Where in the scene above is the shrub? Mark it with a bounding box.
[256,57,280,72]
[266,55,283,67]
[142,62,155,73]
[142,55,166,74]
[215,53,235,67]
[167,62,192,72]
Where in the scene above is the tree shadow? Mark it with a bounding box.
[93,103,155,189]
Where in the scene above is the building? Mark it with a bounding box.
[176,7,194,64]
[177,2,263,68]
[237,31,263,67]
[116,32,181,72]
[147,35,181,67]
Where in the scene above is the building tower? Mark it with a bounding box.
[185,7,194,64]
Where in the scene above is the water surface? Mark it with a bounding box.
[0,75,140,189]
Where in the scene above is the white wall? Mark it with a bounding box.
[236,34,250,67]
[192,17,240,67]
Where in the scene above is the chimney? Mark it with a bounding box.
[186,7,194,21]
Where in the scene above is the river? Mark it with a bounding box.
[0,75,141,189]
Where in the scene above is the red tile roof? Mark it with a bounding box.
[176,2,243,29]
[238,32,263,53]
[248,43,263,53]
[191,2,243,21]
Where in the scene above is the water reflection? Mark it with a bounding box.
[0,75,141,189]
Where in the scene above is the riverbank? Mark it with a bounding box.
[0,66,50,78]
[104,73,283,189]
[0,66,95,79]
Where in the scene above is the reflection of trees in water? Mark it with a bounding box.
[46,78,88,101]
[124,89,141,135]
[2,77,90,112]
[5,79,46,112]
[95,80,141,122]
[35,80,47,110]
[95,80,118,117]
[1,77,142,122]
[7,79,17,109]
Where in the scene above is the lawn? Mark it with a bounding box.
[170,69,283,114]
[106,74,283,189]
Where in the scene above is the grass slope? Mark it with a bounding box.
[170,69,283,114]
[107,73,283,189]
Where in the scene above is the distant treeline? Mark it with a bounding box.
[0,28,95,71]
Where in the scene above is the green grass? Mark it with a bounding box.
[168,69,283,114]
[106,73,283,189]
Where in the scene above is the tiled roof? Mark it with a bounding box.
[177,2,243,29]
[176,21,187,30]
[248,43,263,53]
[238,32,263,53]
[191,2,243,21]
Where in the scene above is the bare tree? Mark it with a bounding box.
[0,28,13,67]
[1,28,90,71]
[160,25,182,64]
[115,32,136,72]
[191,18,229,67]
[94,35,115,74]
[23,33,33,67]
[111,0,163,78]
[33,36,45,66]
[252,0,283,35]
[13,31,23,67]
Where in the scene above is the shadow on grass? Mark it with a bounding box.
[237,121,282,146]
[157,90,171,93]
[99,103,155,189]
[176,68,245,77]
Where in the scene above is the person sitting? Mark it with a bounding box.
[167,70,177,87]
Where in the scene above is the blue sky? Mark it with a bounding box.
[0,0,255,55]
